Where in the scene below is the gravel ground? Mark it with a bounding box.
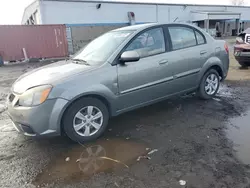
[1,46,250,188]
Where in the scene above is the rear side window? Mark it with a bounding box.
[195,31,206,45]
[169,26,196,50]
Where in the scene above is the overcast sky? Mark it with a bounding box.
[0,0,248,24]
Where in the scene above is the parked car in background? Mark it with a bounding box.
[234,28,250,67]
[7,23,229,142]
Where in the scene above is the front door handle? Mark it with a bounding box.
[200,50,207,55]
[159,60,168,65]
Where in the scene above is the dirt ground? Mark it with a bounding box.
[1,44,250,188]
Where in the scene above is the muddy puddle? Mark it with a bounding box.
[217,84,234,98]
[226,110,250,165]
[34,138,148,186]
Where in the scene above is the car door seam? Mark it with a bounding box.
[175,68,201,79]
[120,76,174,94]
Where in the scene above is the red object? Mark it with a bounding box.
[128,12,135,18]
[224,43,229,54]
[236,40,242,44]
[234,46,242,52]
[234,43,250,52]
[0,25,68,61]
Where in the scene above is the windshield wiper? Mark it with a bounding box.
[72,59,90,65]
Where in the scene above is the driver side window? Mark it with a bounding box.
[125,28,166,58]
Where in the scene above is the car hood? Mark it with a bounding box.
[12,60,97,94]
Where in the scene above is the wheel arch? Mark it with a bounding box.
[59,93,112,135]
[199,57,224,82]
[207,65,223,79]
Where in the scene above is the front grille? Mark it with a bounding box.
[9,94,15,102]
[242,49,250,52]
[246,35,250,43]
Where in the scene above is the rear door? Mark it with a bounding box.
[165,25,209,93]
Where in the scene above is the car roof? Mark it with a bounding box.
[113,23,159,31]
[113,22,201,32]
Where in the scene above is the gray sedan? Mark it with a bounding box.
[7,23,229,142]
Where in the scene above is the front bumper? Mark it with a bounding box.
[234,51,250,62]
[7,95,69,137]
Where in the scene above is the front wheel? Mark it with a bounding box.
[62,97,109,143]
[198,69,220,100]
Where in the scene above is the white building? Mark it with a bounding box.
[23,0,250,28]
[22,0,250,53]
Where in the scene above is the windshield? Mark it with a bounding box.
[72,30,134,65]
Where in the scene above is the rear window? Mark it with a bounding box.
[195,31,206,45]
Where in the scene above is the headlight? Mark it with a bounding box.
[236,37,244,44]
[19,85,52,106]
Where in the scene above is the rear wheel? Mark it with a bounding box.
[198,69,220,100]
[62,97,109,143]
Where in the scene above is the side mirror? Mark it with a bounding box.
[120,51,140,63]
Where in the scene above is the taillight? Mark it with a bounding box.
[224,43,229,54]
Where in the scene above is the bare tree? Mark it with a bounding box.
[231,0,245,6]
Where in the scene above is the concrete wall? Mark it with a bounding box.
[241,22,250,32]
[41,1,157,24]
[196,20,217,29]
[68,24,126,53]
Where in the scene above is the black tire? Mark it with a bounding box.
[238,61,250,67]
[62,97,109,143]
[198,69,220,100]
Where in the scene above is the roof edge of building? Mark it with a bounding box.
[21,0,39,24]
[42,0,250,8]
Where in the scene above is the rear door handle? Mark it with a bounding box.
[159,60,168,65]
[200,50,207,55]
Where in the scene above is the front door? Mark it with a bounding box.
[117,27,174,111]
